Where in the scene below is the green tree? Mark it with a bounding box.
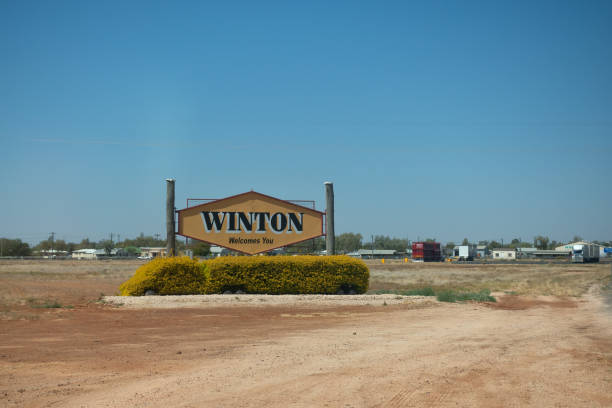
[77,238,94,249]
[335,233,362,253]
[121,235,166,248]
[462,238,469,245]
[533,236,550,250]
[488,240,502,249]
[445,242,455,249]
[0,238,31,256]
[191,242,211,256]
[285,237,325,254]
[369,235,409,252]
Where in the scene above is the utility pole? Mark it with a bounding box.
[371,234,374,259]
[49,232,55,259]
[325,182,335,255]
[166,178,176,257]
[110,233,113,246]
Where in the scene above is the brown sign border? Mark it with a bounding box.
[176,191,326,255]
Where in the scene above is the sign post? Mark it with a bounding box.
[325,182,335,255]
[166,178,176,257]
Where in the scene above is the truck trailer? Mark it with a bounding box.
[452,245,476,261]
[572,244,599,263]
[412,242,441,262]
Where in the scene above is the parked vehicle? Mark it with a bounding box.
[412,242,441,262]
[572,244,599,263]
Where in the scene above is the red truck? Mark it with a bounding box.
[412,242,441,262]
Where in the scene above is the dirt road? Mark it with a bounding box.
[2,292,611,407]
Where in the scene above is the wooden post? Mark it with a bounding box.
[166,178,176,257]
[325,182,335,255]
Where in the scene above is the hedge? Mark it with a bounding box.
[119,255,369,296]
[119,256,208,296]
[205,255,369,295]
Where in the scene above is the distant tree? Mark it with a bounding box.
[118,246,141,257]
[77,238,94,249]
[52,239,67,251]
[98,239,114,256]
[549,240,559,250]
[488,240,502,249]
[369,235,409,252]
[533,236,550,250]
[461,238,469,245]
[335,233,363,253]
[285,237,324,254]
[572,235,583,243]
[0,238,31,256]
[445,242,456,249]
[191,242,210,257]
[425,238,436,242]
[509,239,532,249]
[121,235,165,248]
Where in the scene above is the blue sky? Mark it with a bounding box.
[1,1,611,246]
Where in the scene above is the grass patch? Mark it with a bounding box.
[26,297,66,309]
[373,287,436,297]
[436,289,496,303]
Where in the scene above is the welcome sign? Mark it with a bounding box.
[177,191,325,255]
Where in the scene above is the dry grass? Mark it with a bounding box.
[0,260,610,318]
[367,261,611,296]
[0,260,141,317]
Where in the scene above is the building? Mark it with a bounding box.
[347,249,398,259]
[491,248,516,260]
[139,247,167,258]
[476,245,489,258]
[516,247,537,258]
[39,249,69,258]
[210,246,231,257]
[71,249,97,260]
[555,241,592,252]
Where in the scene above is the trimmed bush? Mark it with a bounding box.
[119,256,208,296]
[205,255,369,294]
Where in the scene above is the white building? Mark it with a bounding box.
[491,248,516,260]
[71,249,97,260]
[139,247,167,258]
[210,246,230,257]
[347,249,397,259]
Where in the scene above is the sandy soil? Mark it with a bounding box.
[1,260,612,407]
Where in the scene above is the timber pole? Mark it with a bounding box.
[325,182,335,255]
[166,178,176,257]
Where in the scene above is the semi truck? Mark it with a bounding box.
[412,242,441,262]
[571,243,599,263]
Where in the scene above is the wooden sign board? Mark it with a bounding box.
[177,191,325,255]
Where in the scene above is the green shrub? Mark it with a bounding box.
[119,256,208,296]
[373,288,436,296]
[205,255,369,294]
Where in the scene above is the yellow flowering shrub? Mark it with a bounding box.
[119,256,208,296]
[205,255,369,294]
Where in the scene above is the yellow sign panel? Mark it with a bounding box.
[177,191,325,255]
